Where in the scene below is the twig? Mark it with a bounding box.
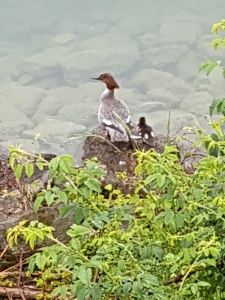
[17,249,23,287]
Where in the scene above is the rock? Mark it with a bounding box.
[160,14,202,45]
[23,45,72,67]
[141,89,180,109]
[180,91,213,115]
[52,33,76,45]
[142,45,188,68]
[177,50,202,80]
[0,122,33,142]
[23,118,86,141]
[0,94,30,123]
[61,30,140,75]
[82,125,167,194]
[32,95,64,124]
[137,33,159,50]
[0,83,44,118]
[132,69,193,98]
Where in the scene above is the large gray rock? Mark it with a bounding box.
[132,69,193,98]
[0,122,33,142]
[177,50,202,80]
[142,45,188,68]
[24,118,86,141]
[141,89,181,109]
[0,94,30,123]
[160,14,202,45]
[180,91,213,115]
[0,83,44,118]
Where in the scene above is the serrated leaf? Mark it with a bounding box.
[85,179,102,193]
[164,211,174,225]
[71,238,81,251]
[90,285,101,300]
[67,255,76,269]
[123,282,131,296]
[153,246,164,260]
[133,281,143,296]
[57,191,68,204]
[175,213,184,229]
[49,157,59,171]
[78,267,91,286]
[35,253,46,270]
[74,207,84,224]
[59,155,74,174]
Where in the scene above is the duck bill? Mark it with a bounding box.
[91,77,101,80]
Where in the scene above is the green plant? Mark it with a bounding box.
[5,121,225,300]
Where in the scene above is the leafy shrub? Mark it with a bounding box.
[6,120,225,299]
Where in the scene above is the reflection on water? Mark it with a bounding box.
[0,0,224,160]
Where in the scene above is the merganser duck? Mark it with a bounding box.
[138,117,155,147]
[91,73,133,142]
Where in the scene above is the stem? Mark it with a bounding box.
[178,239,214,292]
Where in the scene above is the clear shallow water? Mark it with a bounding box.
[0,0,225,160]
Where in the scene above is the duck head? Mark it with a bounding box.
[91,73,119,90]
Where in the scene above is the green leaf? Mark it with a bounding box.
[35,253,46,270]
[197,281,210,287]
[77,287,90,300]
[57,191,68,204]
[14,164,23,180]
[175,213,184,229]
[133,281,143,296]
[123,282,131,296]
[67,224,90,238]
[60,204,75,218]
[85,179,102,193]
[143,274,159,286]
[78,267,92,286]
[49,157,59,171]
[90,285,101,300]
[34,195,45,213]
[59,155,74,174]
[157,174,166,188]
[71,238,81,251]
[36,159,45,171]
[164,212,174,225]
[59,286,67,299]
[66,255,76,269]
[153,246,164,260]
[209,98,225,116]
[25,163,34,178]
[199,60,219,76]
[74,207,84,224]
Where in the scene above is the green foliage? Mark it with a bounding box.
[6,117,225,299]
[199,19,225,78]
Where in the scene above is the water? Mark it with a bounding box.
[0,0,224,161]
